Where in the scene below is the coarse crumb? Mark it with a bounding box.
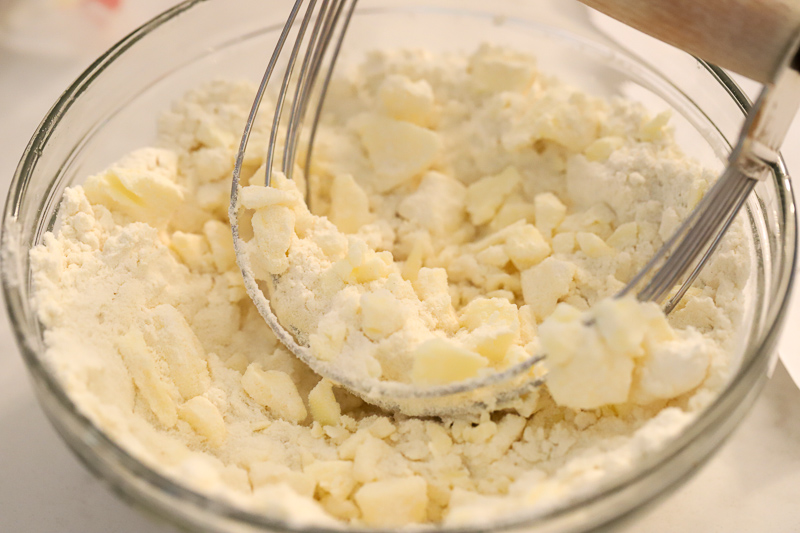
[30,44,749,527]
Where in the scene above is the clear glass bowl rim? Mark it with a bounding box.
[1,1,797,532]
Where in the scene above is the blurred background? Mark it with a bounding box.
[0,1,798,531]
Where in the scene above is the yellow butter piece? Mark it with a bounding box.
[411,338,488,385]
[242,365,307,423]
[356,114,442,192]
[308,380,342,427]
[178,396,227,447]
[354,477,428,526]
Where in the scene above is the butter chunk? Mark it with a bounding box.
[360,289,405,340]
[356,114,442,192]
[489,202,537,232]
[639,110,671,142]
[170,231,214,272]
[413,267,458,332]
[309,317,347,362]
[540,302,634,409]
[368,417,396,439]
[503,223,551,270]
[242,365,307,423]
[308,380,342,427]
[397,171,466,236]
[178,396,226,447]
[329,174,372,234]
[551,232,576,254]
[459,298,520,364]
[83,148,182,227]
[252,205,295,275]
[469,44,536,93]
[466,166,521,225]
[239,184,301,210]
[151,304,210,400]
[584,136,625,162]
[203,219,237,272]
[117,326,178,428]
[355,477,428,527]
[305,460,356,500]
[412,338,488,385]
[521,257,577,321]
[459,297,517,330]
[353,435,391,483]
[607,221,638,249]
[576,231,614,258]
[593,297,649,356]
[379,74,436,126]
[534,192,567,239]
[249,462,315,497]
[632,334,712,404]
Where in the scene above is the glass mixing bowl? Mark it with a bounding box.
[1,0,796,531]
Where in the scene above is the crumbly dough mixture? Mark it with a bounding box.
[31,45,748,527]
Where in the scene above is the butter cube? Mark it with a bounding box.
[539,303,634,409]
[239,184,301,210]
[413,267,458,332]
[249,462,315,497]
[379,74,436,126]
[584,136,625,162]
[607,222,638,249]
[469,44,536,93]
[639,111,671,142]
[117,326,178,428]
[308,380,342,427]
[411,338,488,385]
[356,114,442,192]
[361,289,405,340]
[352,254,390,284]
[353,435,390,483]
[252,205,296,275]
[83,148,183,227]
[466,166,522,225]
[521,257,577,321]
[632,334,712,404]
[476,245,509,267]
[576,231,614,258]
[551,232,576,254]
[305,460,356,500]
[504,223,551,270]
[534,192,567,238]
[354,477,428,526]
[459,298,520,363]
[321,495,360,521]
[489,202,537,232]
[368,418,396,439]
[329,174,372,233]
[242,365,307,423]
[309,318,347,362]
[458,297,517,331]
[397,171,466,236]
[203,220,237,272]
[593,297,648,355]
[150,304,210,400]
[178,396,227,447]
[170,231,214,272]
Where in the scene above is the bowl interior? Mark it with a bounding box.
[1,1,795,532]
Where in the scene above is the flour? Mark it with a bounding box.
[30,45,749,527]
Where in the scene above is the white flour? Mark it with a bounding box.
[31,45,748,527]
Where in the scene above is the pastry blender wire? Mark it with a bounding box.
[229,0,800,416]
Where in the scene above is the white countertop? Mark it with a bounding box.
[1,4,800,532]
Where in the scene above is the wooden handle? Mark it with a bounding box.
[579,0,800,83]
